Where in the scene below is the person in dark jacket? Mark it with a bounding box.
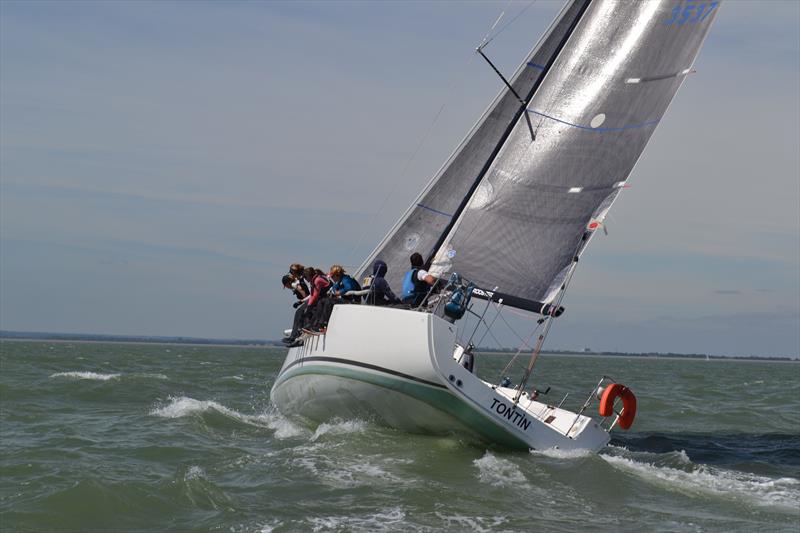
[282,274,308,302]
[304,266,331,331]
[367,259,400,306]
[283,266,329,345]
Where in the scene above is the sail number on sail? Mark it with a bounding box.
[663,1,718,26]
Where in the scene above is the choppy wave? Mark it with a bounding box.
[434,512,509,533]
[602,453,800,510]
[474,451,527,487]
[290,438,411,489]
[50,371,121,381]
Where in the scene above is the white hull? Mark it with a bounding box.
[271,305,610,451]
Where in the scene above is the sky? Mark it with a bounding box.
[1,1,798,357]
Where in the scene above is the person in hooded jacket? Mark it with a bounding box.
[367,260,400,306]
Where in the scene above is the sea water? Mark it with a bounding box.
[1,341,798,532]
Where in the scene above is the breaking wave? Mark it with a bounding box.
[149,396,306,438]
[602,453,800,510]
[311,419,367,441]
[50,371,121,381]
[50,371,167,381]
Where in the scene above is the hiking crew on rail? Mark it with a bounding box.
[281,255,439,346]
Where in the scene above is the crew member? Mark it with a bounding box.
[401,252,437,307]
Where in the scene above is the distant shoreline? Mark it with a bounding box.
[0,331,278,348]
[1,331,796,361]
[0,337,270,348]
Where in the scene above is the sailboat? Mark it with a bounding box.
[271,0,719,452]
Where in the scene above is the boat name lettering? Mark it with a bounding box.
[489,398,532,431]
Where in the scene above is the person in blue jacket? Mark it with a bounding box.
[328,265,361,303]
[401,252,437,307]
[315,265,362,329]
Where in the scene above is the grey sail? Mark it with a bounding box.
[428,0,720,308]
[356,0,591,292]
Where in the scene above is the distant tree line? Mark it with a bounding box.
[475,346,796,362]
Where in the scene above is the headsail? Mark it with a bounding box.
[428,0,720,308]
[356,0,591,292]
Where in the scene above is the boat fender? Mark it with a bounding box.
[598,383,637,430]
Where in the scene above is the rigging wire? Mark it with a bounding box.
[497,318,544,383]
[473,301,506,349]
[480,0,539,50]
[353,0,539,270]
[478,0,511,49]
[346,50,479,267]
[513,233,587,402]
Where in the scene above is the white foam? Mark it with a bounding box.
[602,454,800,510]
[530,447,592,460]
[306,507,408,532]
[310,419,367,441]
[474,451,527,487]
[50,371,120,381]
[185,465,205,480]
[435,512,507,533]
[256,520,284,533]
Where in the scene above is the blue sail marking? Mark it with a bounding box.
[417,204,453,218]
[526,109,660,132]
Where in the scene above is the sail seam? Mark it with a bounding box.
[526,109,660,132]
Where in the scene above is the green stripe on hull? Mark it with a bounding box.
[272,363,528,449]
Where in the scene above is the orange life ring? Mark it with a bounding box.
[598,383,637,430]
